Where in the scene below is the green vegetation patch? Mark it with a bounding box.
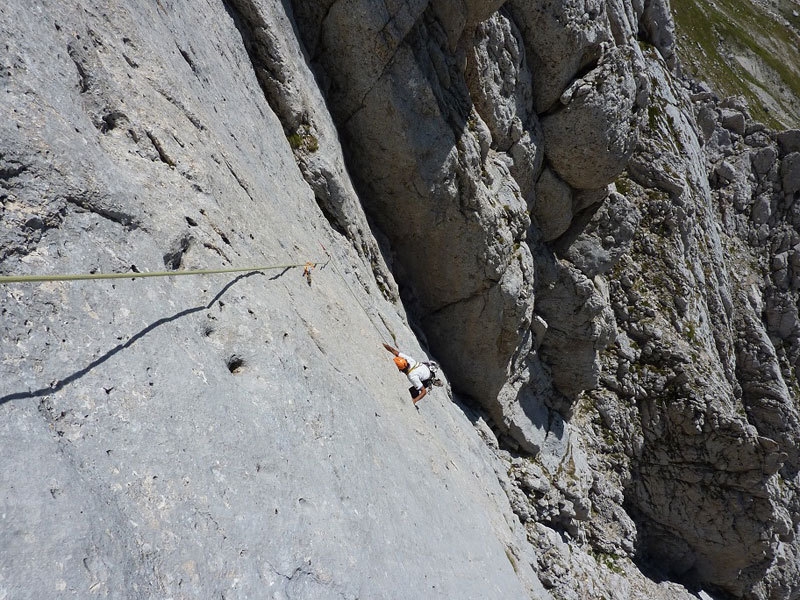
[671,0,800,128]
[286,123,319,153]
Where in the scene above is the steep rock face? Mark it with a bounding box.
[291,0,542,450]
[4,0,800,599]
[0,1,548,598]
[285,1,800,596]
[290,0,649,457]
[568,53,800,597]
[539,45,640,192]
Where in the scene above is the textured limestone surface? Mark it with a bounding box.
[0,2,544,598]
[3,0,800,599]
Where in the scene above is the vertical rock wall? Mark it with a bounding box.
[284,0,800,598]
[289,0,651,459]
[3,0,800,598]
[0,1,549,598]
[568,54,800,598]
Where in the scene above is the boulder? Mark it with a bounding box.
[534,166,575,242]
[507,0,613,113]
[750,145,778,176]
[715,160,737,183]
[781,152,800,197]
[777,129,800,155]
[695,106,718,142]
[540,46,640,190]
[720,108,746,135]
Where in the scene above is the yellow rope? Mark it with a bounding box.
[318,243,393,344]
[0,261,324,284]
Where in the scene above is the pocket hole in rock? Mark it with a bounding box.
[226,355,246,374]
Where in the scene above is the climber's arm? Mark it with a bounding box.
[412,386,427,405]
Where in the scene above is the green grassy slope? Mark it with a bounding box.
[671,0,800,128]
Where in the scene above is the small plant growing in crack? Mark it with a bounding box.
[287,123,319,153]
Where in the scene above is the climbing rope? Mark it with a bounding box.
[318,242,394,344]
[0,261,325,284]
[0,245,394,344]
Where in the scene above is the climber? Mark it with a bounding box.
[382,343,441,405]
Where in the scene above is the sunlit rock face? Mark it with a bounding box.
[2,0,800,599]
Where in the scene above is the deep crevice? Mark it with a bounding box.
[314,194,347,237]
[222,0,355,241]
